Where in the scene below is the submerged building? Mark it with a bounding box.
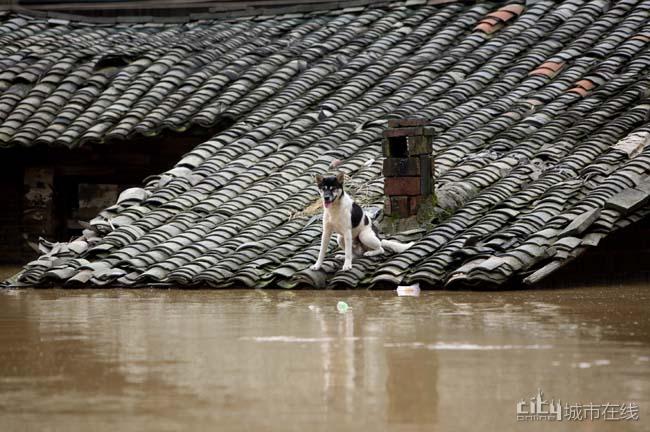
[2,0,650,289]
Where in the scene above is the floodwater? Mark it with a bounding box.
[0,287,648,432]
[0,265,20,282]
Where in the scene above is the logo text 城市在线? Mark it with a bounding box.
[516,389,640,422]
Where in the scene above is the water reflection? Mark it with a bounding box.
[0,288,648,431]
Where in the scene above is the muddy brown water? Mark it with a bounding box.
[0,265,21,282]
[0,287,648,432]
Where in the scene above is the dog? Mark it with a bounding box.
[310,172,414,272]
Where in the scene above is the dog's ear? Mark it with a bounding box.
[315,174,323,185]
[335,171,345,185]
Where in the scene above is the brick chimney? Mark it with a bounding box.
[382,119,435,219]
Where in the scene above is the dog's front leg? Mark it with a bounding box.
[341,230,353,271]
[310,224,332,271]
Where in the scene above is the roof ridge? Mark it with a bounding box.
[0,1,519,24]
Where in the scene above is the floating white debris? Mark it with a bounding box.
[336,301,349,313]
[384,342,552,350]
[397,283,420,297]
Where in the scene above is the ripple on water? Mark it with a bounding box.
[383,342,553,350]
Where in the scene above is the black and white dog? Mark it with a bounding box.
[310,172,414,272]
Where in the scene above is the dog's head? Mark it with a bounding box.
[315,172,344,208]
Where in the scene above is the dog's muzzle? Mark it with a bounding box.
[323,192,336,208]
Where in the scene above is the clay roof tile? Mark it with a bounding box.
[486,10,516,22]
[567,86,590,97]
[576,79,596,90]
[500,4,525,15]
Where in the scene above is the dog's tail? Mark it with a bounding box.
[381,239,414,254]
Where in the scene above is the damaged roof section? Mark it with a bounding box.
[8,0,650,289]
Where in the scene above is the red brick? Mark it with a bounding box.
[423,126,435,136]
[383,157,420,177]
[420,155,433,195]
[408,196,424,216]
[390,196,409,218]
[383,127,423,138]
[384,197,392,216]
[387,118,429,128]
[385,176,421,196]
[407,135,433,155]
[383,126,435,139]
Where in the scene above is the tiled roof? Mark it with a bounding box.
[10,0,650,289]
[7,1,392,22]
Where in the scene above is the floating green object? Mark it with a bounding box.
[336,301,349,313]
